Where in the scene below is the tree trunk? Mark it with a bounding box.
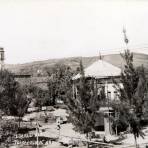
[86,133,89,148]
[116,125,118,136]
[134,135,138,148]
[18,116,21,129]
[52,96,56,106]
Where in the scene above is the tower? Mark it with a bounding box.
[0,48,4,70]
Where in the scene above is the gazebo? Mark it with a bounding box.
[72,59,121,135]
[72,59,121,100]
[73,59,121,80]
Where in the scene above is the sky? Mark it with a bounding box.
[0,0,148,64]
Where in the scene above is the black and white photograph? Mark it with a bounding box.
[0,0,148,147]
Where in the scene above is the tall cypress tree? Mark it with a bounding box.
[113,50,147,147]
[0,70,31,128]
[67,60,100,147]
[114,50,147,116]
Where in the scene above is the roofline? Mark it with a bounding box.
[72,75,120,81]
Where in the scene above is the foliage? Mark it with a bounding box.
[47,63,73,105]
[0,120,18,134]
[67,60,100,134]
[33,88,50,108]
[0,70,30,118]
[113,50,147,116]
[0,119,18,143]
[113,50,147,146]
[25,84,51,108]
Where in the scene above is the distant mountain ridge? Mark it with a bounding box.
[5,52,148,78]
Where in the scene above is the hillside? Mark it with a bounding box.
[5,52,148,77]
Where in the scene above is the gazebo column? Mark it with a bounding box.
[72,81,75,99]
[72,81,78,99]
[104,110,113,136]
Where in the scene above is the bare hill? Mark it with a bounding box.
[5,52,148,77]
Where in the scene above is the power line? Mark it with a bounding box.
[97,44,148,55]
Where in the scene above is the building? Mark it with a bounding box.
[72,59,121,135]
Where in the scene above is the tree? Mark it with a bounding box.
[24,83,52,110]
[0,119,18,144]
[0,70,31,127]
[47,63,73,105]
[113,50,147,147]
[67,60,100,147]
[14,85,31,127]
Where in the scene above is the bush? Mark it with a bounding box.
[0,120,18,143]
[112,118,128,135]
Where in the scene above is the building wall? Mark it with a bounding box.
[104,82,123,101]
[73,78,123,101]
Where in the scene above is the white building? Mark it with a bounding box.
[72,59,122,135]
[72,59,121,100]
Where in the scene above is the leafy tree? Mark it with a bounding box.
[113,50,147,147]
[67,60,100,147]
[34,89,50,109]
[47,63,73,105]
[0,119,18,144]
[25,84,51,109]
[0,70,31,127]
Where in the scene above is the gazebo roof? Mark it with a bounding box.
[72,60,121,80]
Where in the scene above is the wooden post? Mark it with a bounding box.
[115,111,118,136]
[57,117,61,140]
[115,125,117,136]
[72,81,75,99]
[36,120,39,148]
[106,80,112,135]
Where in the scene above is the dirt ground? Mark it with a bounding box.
[8,108,148,148]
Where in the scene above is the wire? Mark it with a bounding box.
[98,43,148,56]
